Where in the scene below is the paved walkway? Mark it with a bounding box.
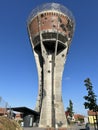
[23,126,95,130]
[23,127,45,130]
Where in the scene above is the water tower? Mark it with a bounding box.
[27,3,75,128]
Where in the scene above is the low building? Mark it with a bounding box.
[88,110,98,124]
[65,111,84,123]
[0,108,7,116]
[74,114,84,123]
[15,113,23,121]
[10,107,39,127]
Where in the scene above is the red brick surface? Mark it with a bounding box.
[29,12,70,37]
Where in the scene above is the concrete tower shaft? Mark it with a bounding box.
[27,3,75,128]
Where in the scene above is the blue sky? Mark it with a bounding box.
[0,0,98,116]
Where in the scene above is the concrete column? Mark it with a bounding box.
[39,54,53,127]
[54,48,68,128]
[33,52,43,113]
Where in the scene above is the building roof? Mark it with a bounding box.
[88,110,98,116]
[7,107,39,116]
[74,114,84,120]
[0,108,7,116]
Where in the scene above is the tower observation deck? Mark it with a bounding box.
[27,3,75,128]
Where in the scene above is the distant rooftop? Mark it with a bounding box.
[88,110,98,116]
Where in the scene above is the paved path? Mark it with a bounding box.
[23,128,33,130]
[23,126,95,130]
[23,127,45,130]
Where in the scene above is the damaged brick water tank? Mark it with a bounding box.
[27,3,75,128]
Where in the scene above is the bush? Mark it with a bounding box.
[0,116,23,130]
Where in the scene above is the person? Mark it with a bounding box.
[85,123,90,130]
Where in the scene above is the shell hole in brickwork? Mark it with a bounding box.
[45,17,47,20]
[62,54,65,57]
[49,61,52,63]
[51,20,54,22]
[41,14,44,18]
[42,22,44,25]
[46,12,48,15]
[58,17,62,23]
[48,70,51,73]
[54,13,56,16]
[53,24,56,28]
[60,24,66,32]
[66,24,72,31]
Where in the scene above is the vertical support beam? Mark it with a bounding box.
[45,55,53,126]
[54,48,68,128]
[39,54,53,127]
